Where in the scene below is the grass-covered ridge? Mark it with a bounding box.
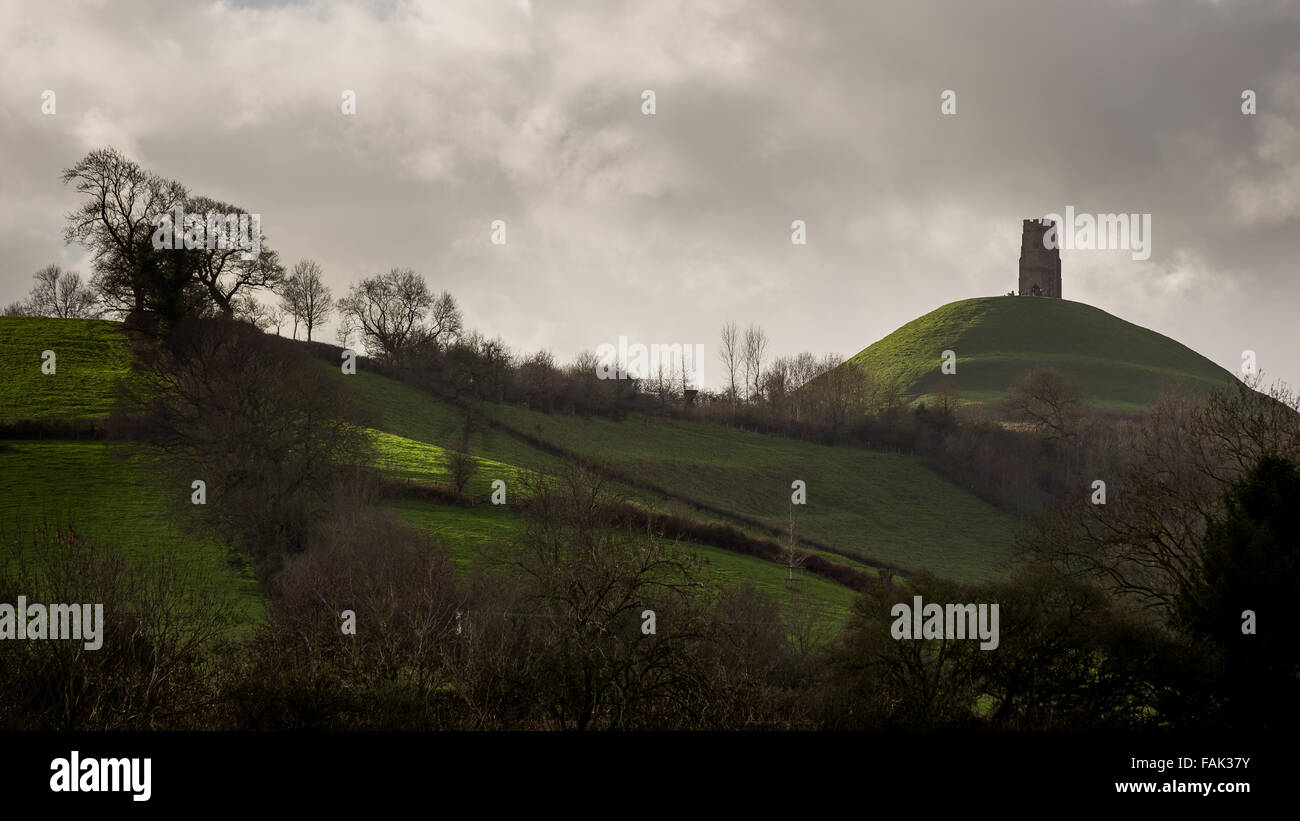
[846,296,1238,413]
[0,317,133,422]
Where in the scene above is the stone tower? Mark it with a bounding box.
[1018,219,1062,298]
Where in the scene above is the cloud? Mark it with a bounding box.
[1,0,1298,389]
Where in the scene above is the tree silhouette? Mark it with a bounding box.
[1177,453,1300,728]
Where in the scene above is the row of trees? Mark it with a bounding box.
[709,319,915,438]
[233,259,334,343]
[5,253,334,345]
[1016,376,1300,728]
[8,147,873,430]
[4,149,467,365]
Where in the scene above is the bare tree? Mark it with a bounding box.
[184,194,285,315]
[279,275,300,339]
[25,264,100,318]
[809,353,868,436]
[763,356,792,409]
[232,293,274,332]
[425,290,464,350]
[61,147,187,317]
[446,444,477,496]
[62,148,282,324]
[719,321,740,405]
[501,463,713,730]
[119,316,375,566]
[1003,366,1088,441]
[743,324,768,402]
[267,305,286,336]
[787,351,821,392]
[280,259,333,342]
[29,265,62,316]
[335,268,435,362]
[336,311,359,349]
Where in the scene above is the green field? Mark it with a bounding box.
[0,440,264,626]
[846,296,1239,413]
[370,428,526,493]
[0,317,133,422]
[334,367,566,475]
[391,497,857,630]
[478,404,1019,581]
[326,361,1021,582]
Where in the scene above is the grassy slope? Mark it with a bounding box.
[0,318,261,626]
[0,441,264,626]
[370,422,859,622]
[0,317,133,421]
[369,414,861,623]
[484,405,1019,581]
[847,297,1238,413]
[391,499,857,624]
[331,366,1020,583]
[0,308,855,626]
[339,372,871,621]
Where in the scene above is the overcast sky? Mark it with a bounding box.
[2,0,1298,391]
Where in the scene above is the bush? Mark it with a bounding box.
[0,523,235,730]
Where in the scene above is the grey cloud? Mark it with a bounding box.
[1,0,1296,386]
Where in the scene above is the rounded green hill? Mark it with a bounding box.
[847,296,1238,413]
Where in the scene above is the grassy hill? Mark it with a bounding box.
[0,318,264,627]
[342,375,873,624]
[846,296,1239,413]
[321,363,1021,582]
[0,315,1035,636]
[0,440,265,626]
[475,403,1019,581]
[0,317,132,422]
[0,318,869,631]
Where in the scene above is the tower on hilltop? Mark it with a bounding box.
[1018,219,1062,298]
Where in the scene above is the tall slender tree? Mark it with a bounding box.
[719,320,740,405]
[280,259,333,342]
